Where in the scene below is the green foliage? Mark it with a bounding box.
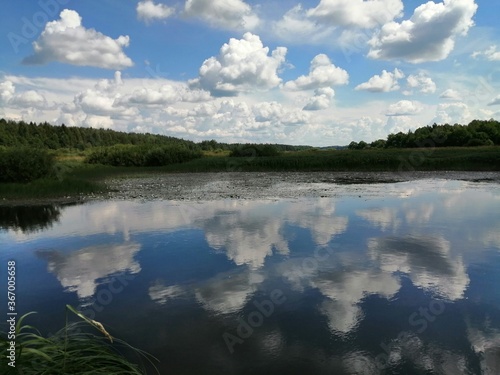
[160,147,500,172]
[0,306,158,374]
[85,144,202,167]
[0,118,198,151]
[0,148,55,183]
[230,144,280,157]
[355,119,500,149]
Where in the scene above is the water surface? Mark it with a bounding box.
[1,179,500,374]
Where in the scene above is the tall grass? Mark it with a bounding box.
[0,305,158,375]
[159,146,500,172]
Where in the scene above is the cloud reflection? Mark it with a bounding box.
[37,242,141,299]
[368,235,469,300]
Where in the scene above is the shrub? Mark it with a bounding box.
[0,147,55,183]
[230,144,279,157]
[85,144,202,167]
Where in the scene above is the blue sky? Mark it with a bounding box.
[1,0,499,146]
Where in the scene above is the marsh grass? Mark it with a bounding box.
[0,305,158,375]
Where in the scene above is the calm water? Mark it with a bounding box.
[1,179,500,374]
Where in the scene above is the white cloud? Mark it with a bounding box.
[189,33,287,97]
[304,87,335,111]
[406,72,437,94]
[137,0,175,23]
[0,80,15,104]
[184,0,259,30]
[306,0,404,29]
[433,102,471,124]
[368,0,478,63]
[488,95,500,106]
[23,9,133,69]
[10,90,48,109]
[272,4,335,44]
[355,68,404,92]
[284,54,349,91]
[386,100,423,116]
[472,45,500,61]
[440,88,462,100]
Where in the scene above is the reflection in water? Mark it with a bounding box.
[37,242,141,299]
[468,321,500,375]
[3,179,500,374]
[195,270,264,314]
[0,204,62,233]
[368,235,469,300]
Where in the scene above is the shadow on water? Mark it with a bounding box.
[0,204,65,233]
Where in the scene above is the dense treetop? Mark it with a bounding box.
[348,119,500,150]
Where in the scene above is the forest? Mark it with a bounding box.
[348,119,500,149]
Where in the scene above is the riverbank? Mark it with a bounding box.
[2,171,500,206]
[1,146,499,205]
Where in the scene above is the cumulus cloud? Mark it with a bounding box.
[184,0,259,30]
[137,0,175,23]
[386,100,423,116]
[487,95,500,106]
[406,72,437,94]
[0,80,15,104]
[189,33,287,97]
[472,45,500,61]
[284,54,349,91]
[10,90,49,109]
[272,4,335,44]
[306,0,404,29]
[440,88,462,100]
[368,0,478,63]
[304,87,335,111]
[433,102,471,124]
[23,9,133,69]
[355,68,404,92]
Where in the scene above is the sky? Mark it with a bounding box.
[0,0,499,146]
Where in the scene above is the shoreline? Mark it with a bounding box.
[2,170,500,206]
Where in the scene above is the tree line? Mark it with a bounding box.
[0,118,199,150]
[348,119,500,150]
[0,118,311,153]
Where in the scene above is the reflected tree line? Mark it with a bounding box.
[0,205,62,232]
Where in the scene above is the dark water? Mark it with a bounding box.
[1,179,500,374]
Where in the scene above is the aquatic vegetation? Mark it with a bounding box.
[0,305,158,375]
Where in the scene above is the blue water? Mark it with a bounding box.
[1,179,500,374]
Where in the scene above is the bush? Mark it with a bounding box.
[230,144,279,157]
[0,147,55,183]
[85,144,202,167]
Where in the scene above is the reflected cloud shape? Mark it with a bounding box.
[356,207,401,232]
[148,281,185,305]
[468,324,500,375]
[314,269,400,333]
[203,208,289,269]
[284,198,348,245]
[280,258,400,334]
[372,331,470,374]
[37,242,141,299]
[368,235,469,300]
[195,270,264,314]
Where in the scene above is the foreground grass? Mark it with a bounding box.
[0,306,158,375]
